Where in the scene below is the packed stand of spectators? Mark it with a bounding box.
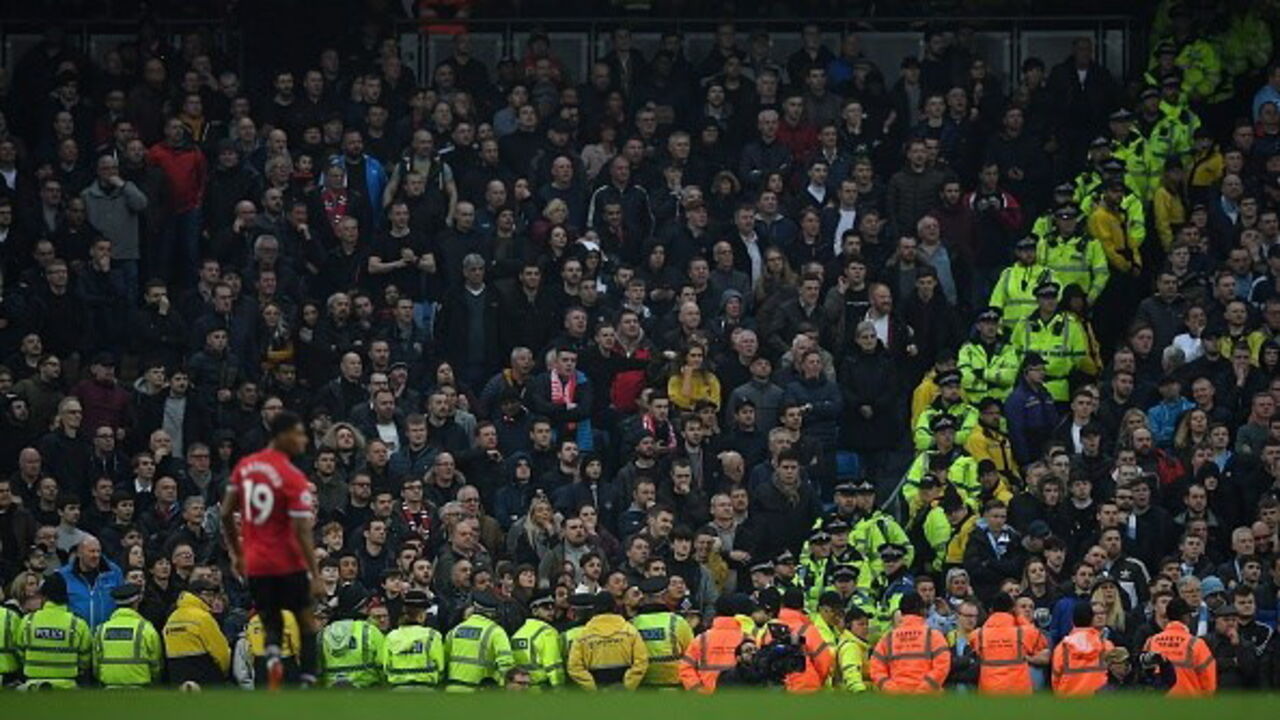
[3,5,1280,692]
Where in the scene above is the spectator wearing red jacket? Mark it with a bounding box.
[146,118,207,287]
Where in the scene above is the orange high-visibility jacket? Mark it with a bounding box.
[1050,626,1113,696]
[678,617,746,693]
[971,612,1046,694]
[868,615,951,694]
[1142,621,1216,696]
[773,608,834,693]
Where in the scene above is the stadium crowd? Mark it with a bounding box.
[3,1,1280,694]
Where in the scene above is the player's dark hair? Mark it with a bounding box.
[269,410,304,438]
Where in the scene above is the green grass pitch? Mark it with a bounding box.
[1,690,1272,718]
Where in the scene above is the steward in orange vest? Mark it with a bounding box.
[868,592,951,693]
[1051,601,1113,696]
[971,594,1048,694]
[1142,597,1216,696]
[679,595,750,693]
[769,589,834,693]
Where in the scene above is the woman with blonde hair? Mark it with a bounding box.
[753,246,799,330]
[1115,408,1150,452]
[507,494,559,566]
[1173,408,1210,464]
[530,198,571,248]
[1091,577,1129,648]
[6,569,43,614]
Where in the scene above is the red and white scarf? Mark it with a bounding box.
[549,371,577,407]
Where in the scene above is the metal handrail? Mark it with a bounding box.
[0,14,1134,94]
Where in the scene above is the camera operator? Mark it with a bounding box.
[715,639,769,688]
[1100,647,1176,692]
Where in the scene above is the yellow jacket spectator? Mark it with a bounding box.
[667,345,720,412]
[567,594,649,690]
[910,365,945,425]
[163,581,231,687]
[1220,301,1266,364]
[1086,180,1143,276]
[1152,162,1187,252]
[1188,136,1224,196]
[246,608,301,683]
[964,398,1020,480]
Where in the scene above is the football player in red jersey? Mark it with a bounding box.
[221,410,323,689]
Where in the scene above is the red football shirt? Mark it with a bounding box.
[231,448,313,577]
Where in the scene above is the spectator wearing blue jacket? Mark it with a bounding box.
[783,349,844,489]
[332,130,389,230]
[57,535,124,628]
[1048,561,1099,643]
[1004,352,1059,466]
[1147,375,1195,448]
[782,349,845,447]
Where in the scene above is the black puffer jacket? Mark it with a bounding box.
[839,340,905,451]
